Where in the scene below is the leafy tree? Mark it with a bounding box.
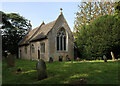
[74,1,115,32]
[1,11,30,57]
[114,1,120,21]
[75,15,120,59]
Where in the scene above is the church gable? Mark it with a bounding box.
[47,12,74,41]
[45,12,74,61]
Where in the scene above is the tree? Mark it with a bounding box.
[1,11,30,57]
[114,1,120,21]
[75,15,120,59]
[74,1,115,32]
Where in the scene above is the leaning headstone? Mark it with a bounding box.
[49,57,53,63]
[6,53,15,68]
[36,59,47,80]
[111,51,115,61]
[103,55,107,62]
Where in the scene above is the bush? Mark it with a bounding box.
[97,57,102,60]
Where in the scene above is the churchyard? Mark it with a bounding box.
[2,59,120,84]
[1,1,120,85]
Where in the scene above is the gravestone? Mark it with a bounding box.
[111,51,115,61]
[17,68,22,73]
[36,59,47,80]
[59,56,63,62]
[6,53,15,68]
[76,57,81,61]
[103,55,107,62]
[67,58,71,61]
[49,57,53,63]
[66,55,71,61]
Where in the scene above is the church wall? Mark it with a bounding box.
[63,18,74,61]
[30,41,39,60]
[48,13,74,61]
[30,39,48,61]
[19,45,30,60]
[68,38,74,60]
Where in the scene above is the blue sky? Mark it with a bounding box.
[2,2,79,31]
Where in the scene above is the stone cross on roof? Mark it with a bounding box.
[60,8,63,13]
[28,20,32,27]
[28,20,32,32]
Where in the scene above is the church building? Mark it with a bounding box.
[18,10,74,61]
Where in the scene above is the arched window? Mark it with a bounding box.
[32,44,35,53]
[56,27,66,51]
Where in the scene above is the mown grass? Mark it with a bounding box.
[2,59,120,84]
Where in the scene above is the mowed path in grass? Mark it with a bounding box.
[2,59,120,84]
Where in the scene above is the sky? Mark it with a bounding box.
[1,2,79,31]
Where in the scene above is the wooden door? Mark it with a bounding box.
[38,49,40,59]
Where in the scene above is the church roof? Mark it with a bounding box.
[30,20,56,42]
[18,12,73,46]
[18,20,56,46]
[18,26,38,45]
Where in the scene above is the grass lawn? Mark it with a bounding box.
[2,59,120,84]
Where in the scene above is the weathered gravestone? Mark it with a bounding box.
[16,68,22,73]
[66,55,71,61]
[59,56,63,62]
[103,55,107,62]
[6,53,15,68]
[36,59,47,80]
[67,58,71,61]
[76,57,81,61]
[111,51,115,61]
[49,57,53,63]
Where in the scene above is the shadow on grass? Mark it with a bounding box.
[2,59,120,84]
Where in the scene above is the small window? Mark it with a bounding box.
[32,44,35,53]
[25,46,27,54]
[41,43,45,53]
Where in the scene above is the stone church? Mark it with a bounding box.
[18,10,74,61]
